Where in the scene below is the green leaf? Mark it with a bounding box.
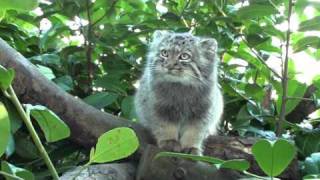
[0,0,38,12]
[236,4,278,19]
[1,161,34,180]
[220,159,250,171]
[83,92,118,109]
[29,54,61,66]
[304,174,320,180]
[121,96,137,120]
[302,153,320,175]
[26,105,70,142]
[54,75,73,92]
[155,152,224,164]
[89,127,139,163]
[252,139,296,177]
[155,152,250,171]
[233,105,253,129]
[0,65,15,90]
[295,129,320,158]
[0,10,5,20]
[36,65,55,80]
[0,102,10,157]
[298,16,320,32]
[276,80,307,115]
[293,36,320,52]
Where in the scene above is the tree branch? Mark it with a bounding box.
[276,0,293,136]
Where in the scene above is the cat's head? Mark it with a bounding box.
[147,30,218,85]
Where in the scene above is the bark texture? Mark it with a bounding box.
[0,38,303,179]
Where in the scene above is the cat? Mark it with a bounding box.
[134,30,223,155]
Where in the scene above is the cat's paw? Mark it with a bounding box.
[159,139,182,152]
[181,147,201,155]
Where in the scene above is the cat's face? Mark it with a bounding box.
[147,31,218,85]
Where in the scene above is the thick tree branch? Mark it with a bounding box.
[0,38,152,151]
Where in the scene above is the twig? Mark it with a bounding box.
[0,171,24,180]
[6,86,59,180]
[241,37,282,79]
[92,0,118,27]
[276,0,294,136]
[179,0,191,28]
[85,0,94,89]
[287,96,314,101]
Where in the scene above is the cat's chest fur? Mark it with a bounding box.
[152,82,210,122]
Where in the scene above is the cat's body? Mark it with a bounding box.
[134,31,223,154]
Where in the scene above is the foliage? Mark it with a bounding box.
[1,161,34,180]
[252,139,296,177]
[302,153,320,176]
[0,0,320,179]
[89,127,139,163]
[0,102,10,157]
[25,105,70,143]
[156,152,250,171]
[72,127,139,179]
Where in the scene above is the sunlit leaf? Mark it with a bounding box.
[0,102,10,157]
[299,16,320,32]
[293,36,320,52]
[26,105,70,142]
[0,65,15,90]
[252,139,296,177]
[90,127,139,163]
[236,4,278,19]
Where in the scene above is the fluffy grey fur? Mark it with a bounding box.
[134,30,223,155]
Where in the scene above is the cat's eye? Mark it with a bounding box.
[160,50,168,58]
[179,53,191,61]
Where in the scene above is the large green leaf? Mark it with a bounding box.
[0,0,38,11]
[295,129,320,157]
[0,102,10,157]
[276,80,307,116]
[293,36,320,52]
[89,127,139,163]
[155,152,250,171]
[0,65,15,90]
[252,139,296,177]
[26,105,70,142]
[1,161,34,180]
[236,4,278,19]
[298,16,320,32]
[83,92,118,109]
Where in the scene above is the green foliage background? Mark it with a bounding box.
[1,0,320,179]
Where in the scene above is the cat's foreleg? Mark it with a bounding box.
[152,120,181,152]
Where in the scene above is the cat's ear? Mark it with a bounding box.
[152,30,171,40]
[199,38,218,52]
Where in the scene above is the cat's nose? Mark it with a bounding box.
[164,61,179,69]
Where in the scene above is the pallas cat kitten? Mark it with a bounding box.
[134,30,223,155]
